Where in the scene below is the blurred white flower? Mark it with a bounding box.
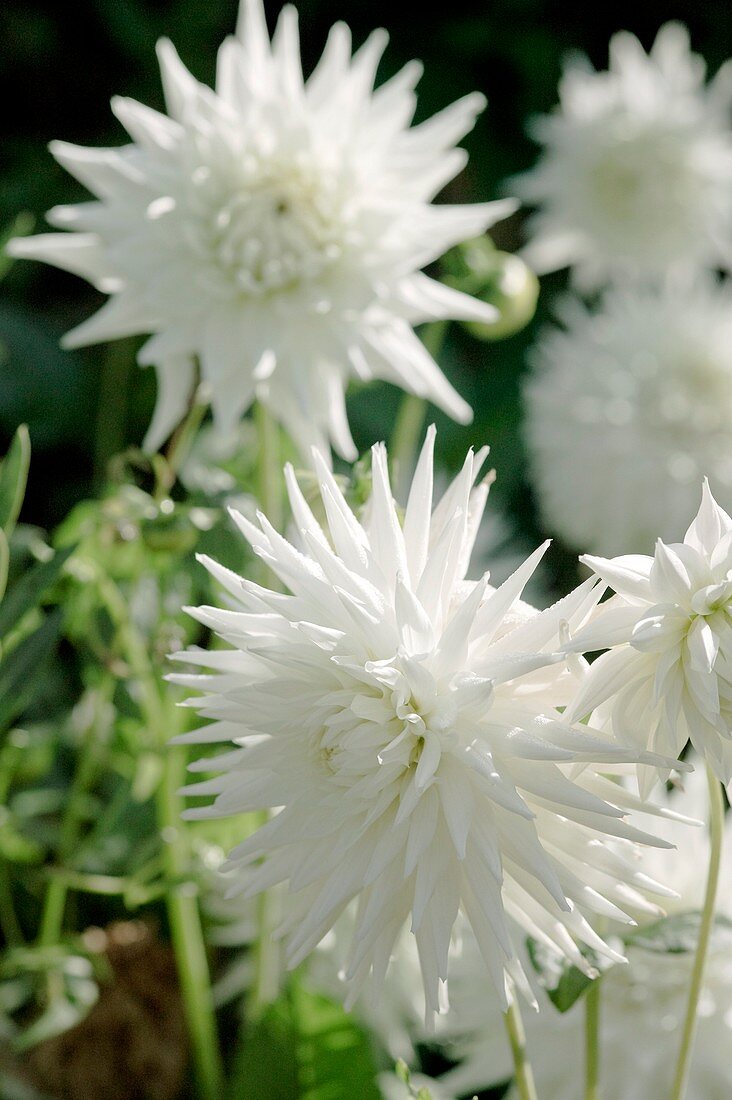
[524,279,732,555]
[171,428,677,1017]
[437,767,732,1100]
[565,481,732,788]
[516,22,732,287]
[8,0,514,458]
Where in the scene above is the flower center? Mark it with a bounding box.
[187,152,349,299]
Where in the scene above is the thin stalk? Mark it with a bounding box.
[37,697,105,948]
[93,339,136,489]
[504,991,539,1100]
[669,763,725,1100]
[155,385,208,500]
[584,977,601,1100]
[96,574,224,1100]
[390,320,449,498]
[254,402,283,533]
[250,402,284,1013]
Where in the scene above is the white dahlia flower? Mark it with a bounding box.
[524,279,732,555]
[171,428,678,1015]
[516,22,732,286]
[436,767,732,1100]
[8,0,514,458]
[565,482,732,789]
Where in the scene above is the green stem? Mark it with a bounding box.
[254,402,283,533]
[93,339,136,489]
[95,574,224,1100]
[504,991,539,1100]
[155,385,208,500]
[249,402,284,1013]
[37,695,105,948]
[584,977,601,1100]
[157,742,224,1099]
[669,763,725,1100]
[390,320,449,497]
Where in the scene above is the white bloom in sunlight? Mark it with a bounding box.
[170,427,679,1016]
[516,22,732,286]
[437,766,732,1100]
[524,279,732,555]
[565,482,732,789]
[8,0,514,459]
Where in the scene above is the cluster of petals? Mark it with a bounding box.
[566,481,732,790]
[524,277,732,556]
[420,766,732,1100]
[9,0,514,458]
[516,22,732,287]
[172,429,682,1015]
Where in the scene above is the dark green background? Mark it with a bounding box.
[2,0,731,536]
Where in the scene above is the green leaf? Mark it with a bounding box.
[230,981,381,1100]
[0,426,30,538]
[0,609,63,732]
[0,545,73,642]
[624,911,732,955]
[0,528,8,604]
[526,938,613,1014]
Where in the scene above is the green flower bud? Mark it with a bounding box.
[444,237,539,341]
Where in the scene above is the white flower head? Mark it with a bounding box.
[437,768,732,1100]
[171,428,679,1016]
[566,482,732,789]
[8,0,515,459]
[516,22,732,286]
[524,278,732,555]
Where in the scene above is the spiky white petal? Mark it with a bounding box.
[8,0,515,458]
[435,766,732,1100]
[525,278,732,555]
[567,483,732,787]
[176,429,677,1012]
[516,23,732,287]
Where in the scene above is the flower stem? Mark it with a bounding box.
[584,977,601,1100]
[390,320,448,497]
[669,763,725,1100]
[254,401,283,533]
[250,401,284,1013]
[157,740,225,1099]
[94,574,224,1099]
[37,694,105,948]
[504,991,539,1100]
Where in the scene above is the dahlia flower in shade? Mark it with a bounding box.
[435,765,732,1100]
[170,427,681,1015]
[524,278,732,556]
[7,0,515,459]
[564,481,732,791]
[515,22,732,287]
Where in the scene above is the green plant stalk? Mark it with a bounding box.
[584,976,601,1100]
[155,385,208,500]
[37,700,104,948]
[93,340,136,489]
[670,763,725,1100]
[390,320,449,498]
[95,574,224,1100]
[157,743,224,1099]
[251,402,284,1013]
[504,992,539,1100]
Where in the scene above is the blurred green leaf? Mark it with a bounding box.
[0,426,30,539]
[526,937,612,1014]
[230,981,381,1100]
[0,530,8,604]
[0,545,72,642]
[625,912,732,955]
[0,214,35,283]
[0,609,63,732]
